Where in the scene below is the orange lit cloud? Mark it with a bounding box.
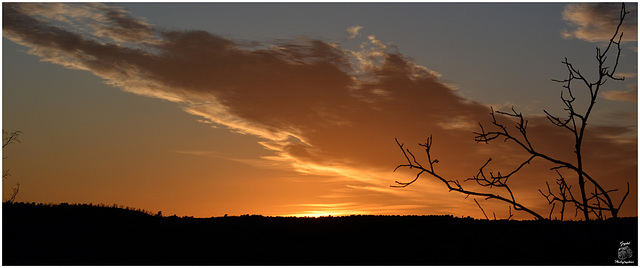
[562,3,638,42]
[3,3,636,219]
[346,25,362,40]
[602,84,638,103]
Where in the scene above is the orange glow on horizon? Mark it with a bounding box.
[285,210,370,218]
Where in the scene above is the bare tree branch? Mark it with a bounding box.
[6,183,20,203]
[3,130,23,203]
[541,3,629,220]
[393,136,546,220]
[392,3,630,221]
[3,130,22,150]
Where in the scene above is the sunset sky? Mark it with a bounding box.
[2,2,637,219]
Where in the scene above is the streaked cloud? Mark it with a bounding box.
[603,89,638,103]
[3,3,636,219]
[561,3,637,42]
[617,72,638,78]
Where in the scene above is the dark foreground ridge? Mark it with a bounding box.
[3,202,637,265]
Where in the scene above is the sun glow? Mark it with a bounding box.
[287,210,369,218]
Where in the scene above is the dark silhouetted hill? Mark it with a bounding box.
[3,202,637,265]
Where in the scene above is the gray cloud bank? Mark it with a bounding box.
[3,3,636,218]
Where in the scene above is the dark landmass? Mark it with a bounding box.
[3,202,637,265]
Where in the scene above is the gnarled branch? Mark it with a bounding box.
[393,136,546,220]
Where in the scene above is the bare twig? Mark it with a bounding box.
[3,130,22,202]
[7,183,20,203]
[474,199,489,220]
[3,130,22,149]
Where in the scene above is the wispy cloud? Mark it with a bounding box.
[169,150,218,158]
[346,25,362,40]
[561,3,637,42]
[602,83,638,103]
[3,3,636,219]
[616,72,638,78]
[603,89,638,103]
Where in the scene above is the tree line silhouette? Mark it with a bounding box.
[3,202,636,265]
